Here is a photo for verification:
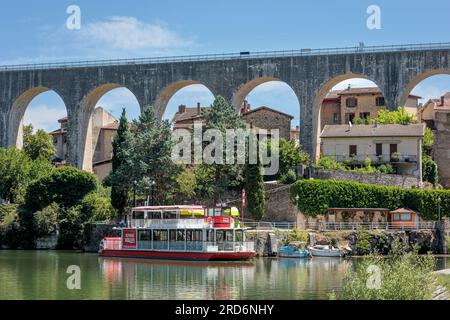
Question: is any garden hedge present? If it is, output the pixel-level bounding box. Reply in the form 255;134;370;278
290;179;450;220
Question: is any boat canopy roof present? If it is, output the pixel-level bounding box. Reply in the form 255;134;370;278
132;205;240;217
132;205;205;212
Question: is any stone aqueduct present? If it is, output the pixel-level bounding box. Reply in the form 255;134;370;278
0;43;449;171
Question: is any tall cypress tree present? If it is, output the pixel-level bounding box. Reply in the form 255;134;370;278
243;153;266;221
110;108;129;216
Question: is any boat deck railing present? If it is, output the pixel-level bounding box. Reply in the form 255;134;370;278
1;42;449;71
128;219;210;229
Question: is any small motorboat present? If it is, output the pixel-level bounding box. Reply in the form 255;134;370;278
308;245;347;257
278;242;311;259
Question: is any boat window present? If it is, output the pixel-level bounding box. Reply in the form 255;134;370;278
206;208;214;217
138;230;151;241
163;211;177;219
186;230;193;241
153;230;168;241
207;230;214;242
193;230;203;242
169;230;177;241
177;230;186;241
216;230;225;242
401;213;411;221
235;230;243;242
214;208;222;217
226;231;233;242
149;211;162;219
133;211;145;219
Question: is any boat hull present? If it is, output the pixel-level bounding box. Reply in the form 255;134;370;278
99;250;256;261
309;248;344;257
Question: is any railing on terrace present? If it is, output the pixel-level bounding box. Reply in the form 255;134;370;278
1;42;449;71
243;221;437;231
334;154;418;164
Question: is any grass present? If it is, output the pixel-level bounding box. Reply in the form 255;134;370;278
436;274;450;293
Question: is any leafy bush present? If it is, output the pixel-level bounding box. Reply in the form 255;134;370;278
422;155;439;185
80;192;115;223
287;228;309;243
57;206;83;249
376;164;395;174
33;203;59;238
356;228;372;255
331;241;436;300
315;156;345;170
25;166;98;212
291;179;450;220
279;169;297;184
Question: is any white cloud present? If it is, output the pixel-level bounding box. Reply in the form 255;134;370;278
23;104;67;132
77;17;193;51
332;78;378;90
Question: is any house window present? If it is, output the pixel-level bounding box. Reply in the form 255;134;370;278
349;145;357;157
376;144;383;156
346;98;358;108
333;113;339;123
376;97;385;106
390;144;398;155
401;213;412;221
393;214;400;221
345;113;355;123
359;112;370;119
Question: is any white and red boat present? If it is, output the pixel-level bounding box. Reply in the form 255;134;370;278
99;205;256;261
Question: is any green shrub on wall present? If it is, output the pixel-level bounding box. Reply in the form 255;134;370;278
291;179;450;220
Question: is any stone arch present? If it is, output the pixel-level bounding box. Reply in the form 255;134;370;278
399;69;450;107
312;73;383;160
231;77;282;111
8;86;67;148
78;83;141;172
154;80;216;120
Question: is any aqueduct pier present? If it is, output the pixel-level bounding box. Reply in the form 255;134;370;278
0;42;449;171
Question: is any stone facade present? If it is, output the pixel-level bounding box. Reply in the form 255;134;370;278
320;87;421;131
241;102;293;140
434;110;450;188
312;169;423;188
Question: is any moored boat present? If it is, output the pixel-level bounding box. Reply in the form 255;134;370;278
308;245;347;257
278;242;311;259
99;205;256;261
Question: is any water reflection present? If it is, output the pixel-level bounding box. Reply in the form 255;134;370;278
0;251;448;300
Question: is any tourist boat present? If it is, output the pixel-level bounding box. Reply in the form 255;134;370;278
278;242;311;259
308;245;347;257
99;205;256;261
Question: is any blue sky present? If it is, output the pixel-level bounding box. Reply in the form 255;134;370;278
0;0;449;131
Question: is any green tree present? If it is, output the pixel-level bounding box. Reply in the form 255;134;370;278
422;155;439;185
275;138;310;183
374;107;416;125
111;107;181;205
193;165;216;200
0;148;53;203
176;167;197;202
423;127;434;156
32;203;59;238
243;154;266;220
108;108;130;216
23;124;56;160
25;166;98;212
202;96;247;202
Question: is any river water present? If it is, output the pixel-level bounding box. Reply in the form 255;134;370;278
0;251;449;300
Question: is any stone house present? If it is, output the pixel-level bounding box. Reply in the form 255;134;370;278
171;103;205;130
240;101;293;140
320;123;425;179
50;107;118;181
321;86;421;130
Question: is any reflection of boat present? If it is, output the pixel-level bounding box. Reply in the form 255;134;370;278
308;245;347;257
278;242;311;258
99;205;256;261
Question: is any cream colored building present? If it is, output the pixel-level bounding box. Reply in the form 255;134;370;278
50;107;118;181
320;123;425;179
321;86;421;130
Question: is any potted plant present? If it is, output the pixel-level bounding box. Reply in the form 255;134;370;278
391;152;401;162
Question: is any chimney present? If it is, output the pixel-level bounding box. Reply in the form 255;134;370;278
178;104;186;114
296;126;300;131
197;102;201;115
347;84;351;91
